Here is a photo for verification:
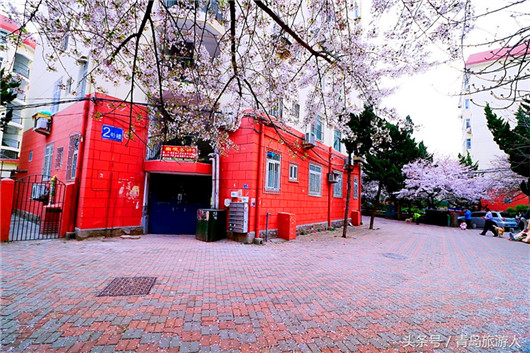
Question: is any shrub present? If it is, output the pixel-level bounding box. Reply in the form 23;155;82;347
506;207;516;217
515;204;529;213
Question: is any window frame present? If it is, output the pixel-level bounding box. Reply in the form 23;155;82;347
42;143;54;180
265;150;281;192
66;134;80;181
311;115;323;142
55;147;64;170
333;171;342;198
289;163;298;182
466;138;471;150
353;176;359;199
333;129;341;152
308;163;322;197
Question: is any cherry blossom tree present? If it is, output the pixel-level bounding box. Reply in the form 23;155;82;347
396;157;492;209
2;0;486;149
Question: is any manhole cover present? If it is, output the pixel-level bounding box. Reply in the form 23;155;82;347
97;277;157;297
382;253;408;260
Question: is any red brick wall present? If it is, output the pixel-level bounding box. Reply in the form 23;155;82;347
76;95;148;230
219;114;361;235
17;94;148;232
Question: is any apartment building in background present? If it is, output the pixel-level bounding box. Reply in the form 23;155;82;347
0;14;36;178
459;45;529;209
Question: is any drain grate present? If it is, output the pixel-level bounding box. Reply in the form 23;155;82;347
382;253;408;260
97;277;157;297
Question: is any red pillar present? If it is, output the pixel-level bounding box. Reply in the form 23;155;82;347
59;183;76;237
0;178;15;242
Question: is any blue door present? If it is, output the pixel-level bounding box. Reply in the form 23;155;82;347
148;174;211;234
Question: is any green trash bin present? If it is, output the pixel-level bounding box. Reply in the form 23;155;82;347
196;209;227;242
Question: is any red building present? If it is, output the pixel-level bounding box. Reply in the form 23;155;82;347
14;93;361;240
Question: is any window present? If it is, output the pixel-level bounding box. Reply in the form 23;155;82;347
292;103;300;120
66;134;80;180
66;78;73;94
265;151;281;191
466;138;471;150
167;41;195;69
28;151;33;162
42;143;54;179
51;78;62;114
77;60;88;98
333;172;342;198
465;99;469;109
353;176;359;199
270;99;283;119
333;130;341;152
309;164;322;196
55;147;64;169
311;115;323;142
289;164;298;182
465;118;471;129
0;57;3;69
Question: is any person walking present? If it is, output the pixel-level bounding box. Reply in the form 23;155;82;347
480;208;498;237
464;208;472;229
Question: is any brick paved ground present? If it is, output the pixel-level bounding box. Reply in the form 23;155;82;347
1;217;528;352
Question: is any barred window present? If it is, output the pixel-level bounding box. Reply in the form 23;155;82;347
66;134;80;180
55;147;64;169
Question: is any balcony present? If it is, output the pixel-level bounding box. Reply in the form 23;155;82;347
165;0;223;22
1;136;20;150
13;53;31;79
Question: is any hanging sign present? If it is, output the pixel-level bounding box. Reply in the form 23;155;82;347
101;125;123;142
161;145;198;160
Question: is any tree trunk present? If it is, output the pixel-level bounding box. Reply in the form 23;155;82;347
369;180;382;230
342;154;353;237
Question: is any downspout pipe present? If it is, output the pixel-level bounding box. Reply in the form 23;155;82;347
328;146;332;228
208;152;219;209
254;122;264;239
72;94;92;234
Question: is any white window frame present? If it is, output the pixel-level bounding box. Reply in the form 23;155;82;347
309;164;322;197
289;163;298;182
42;143;54;180
353;176;359;199
265;151;281;191
333;172;343;198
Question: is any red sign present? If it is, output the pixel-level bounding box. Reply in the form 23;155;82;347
161;145;198;160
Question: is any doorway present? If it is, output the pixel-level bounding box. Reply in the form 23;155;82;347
148;174;211;234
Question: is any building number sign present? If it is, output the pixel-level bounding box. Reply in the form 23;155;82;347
101;125;123;142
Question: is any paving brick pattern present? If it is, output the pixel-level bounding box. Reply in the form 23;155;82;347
1;217;528;352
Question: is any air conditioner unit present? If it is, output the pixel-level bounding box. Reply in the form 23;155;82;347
31;184;48;200
303;132;316;148
327;172;340;183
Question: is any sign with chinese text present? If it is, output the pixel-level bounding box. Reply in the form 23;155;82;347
161;145;198;160
101;125;123;142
